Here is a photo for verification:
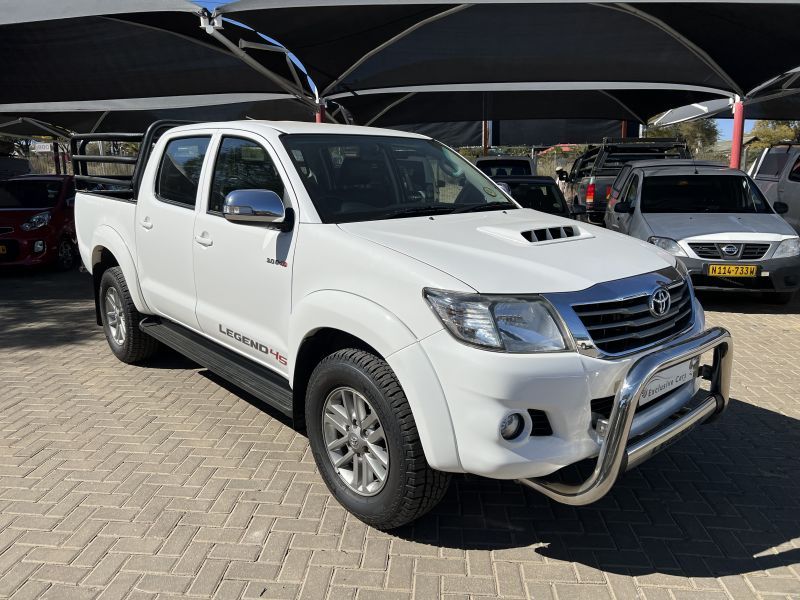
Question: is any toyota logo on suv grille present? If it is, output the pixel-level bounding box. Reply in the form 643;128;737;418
649;287;671;318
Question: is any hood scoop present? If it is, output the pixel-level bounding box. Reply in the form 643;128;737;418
521;225;580;243
477;223;593;245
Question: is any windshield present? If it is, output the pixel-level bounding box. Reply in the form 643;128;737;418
0;179;63;209
281;134;516;223
502;180;568;215
641;175;772;214
476;159;532;177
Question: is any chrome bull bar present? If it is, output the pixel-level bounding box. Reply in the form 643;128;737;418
517;326;733;506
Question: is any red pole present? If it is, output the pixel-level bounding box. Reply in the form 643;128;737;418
730;100;745;169
620;120;628;138
315;102;325;123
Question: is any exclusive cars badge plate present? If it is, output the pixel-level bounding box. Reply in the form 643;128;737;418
649;287;671;318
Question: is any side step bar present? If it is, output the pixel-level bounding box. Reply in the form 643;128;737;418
140;317;293;418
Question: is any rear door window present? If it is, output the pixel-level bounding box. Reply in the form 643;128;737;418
156;137;211;208
788;156;800;183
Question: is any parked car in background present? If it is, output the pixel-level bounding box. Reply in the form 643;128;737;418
475;155;536;177
606;160;800;303
490;174;584;219
750;142;800;233
561;138;690;224
74;120;732;529
0;174;78;270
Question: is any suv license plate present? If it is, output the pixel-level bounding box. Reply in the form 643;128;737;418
708;264;757;277
640;358;698;407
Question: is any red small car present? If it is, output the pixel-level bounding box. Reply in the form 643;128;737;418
0;174;78;270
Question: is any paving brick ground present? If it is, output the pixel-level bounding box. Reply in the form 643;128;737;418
0;269;798;599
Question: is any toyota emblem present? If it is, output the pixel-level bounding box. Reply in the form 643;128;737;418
649;287;671;318
721;244;739;256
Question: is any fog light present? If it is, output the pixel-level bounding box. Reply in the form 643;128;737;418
499;413;524;440
33;240;45;253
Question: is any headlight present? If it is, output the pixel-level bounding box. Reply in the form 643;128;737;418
648;236;687;257
423;289;570;353
674;258;690;279
20;211;51;231
773;237;800;259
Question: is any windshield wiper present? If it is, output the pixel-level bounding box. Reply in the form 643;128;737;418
382;206;455;219
451;201;515;214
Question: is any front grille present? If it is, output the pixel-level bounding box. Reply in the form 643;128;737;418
740;243;770;260
572;281;693;355
0;226;13;236
689;242;771;260
689;243;721;259
0;239;20;262
527;409;553;436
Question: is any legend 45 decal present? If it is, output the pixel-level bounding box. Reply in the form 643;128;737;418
219;324;288;366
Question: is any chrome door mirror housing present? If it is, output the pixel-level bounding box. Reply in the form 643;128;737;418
223;189;286;224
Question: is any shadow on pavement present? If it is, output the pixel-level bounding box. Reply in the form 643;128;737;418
394;399;800;579
697;289;800;315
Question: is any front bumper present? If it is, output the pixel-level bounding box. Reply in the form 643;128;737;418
682;254;800;292
517;326;732;505
0;235;57;267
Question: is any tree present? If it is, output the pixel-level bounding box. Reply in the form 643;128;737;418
647;119;719;153
748;120;800;151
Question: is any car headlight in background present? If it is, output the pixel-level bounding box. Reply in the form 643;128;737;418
773;237;800;259
648;236;687;257
674;258;690;279
423;289;571;353
20;211;51;231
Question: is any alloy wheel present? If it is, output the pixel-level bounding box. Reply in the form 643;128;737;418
104;287;126;346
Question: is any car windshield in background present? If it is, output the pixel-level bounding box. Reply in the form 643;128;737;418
476;160;532;177
503;181;568;216
641;175;772;214
0;180;62;209
281;134;516;223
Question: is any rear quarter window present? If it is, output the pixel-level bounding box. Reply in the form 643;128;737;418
155;137;211;207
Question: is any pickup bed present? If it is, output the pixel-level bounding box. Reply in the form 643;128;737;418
73;120;732;529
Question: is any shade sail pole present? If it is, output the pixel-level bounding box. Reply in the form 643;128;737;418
730;97;745;169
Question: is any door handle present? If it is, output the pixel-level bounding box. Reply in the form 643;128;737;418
140;218;153;230
194;234;213;247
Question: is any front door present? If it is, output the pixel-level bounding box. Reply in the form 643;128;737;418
777;154;800;233
136;134;212;329
192;134;296;376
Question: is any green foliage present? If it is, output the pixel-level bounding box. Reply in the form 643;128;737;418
647;119;719;153
748;120;800;151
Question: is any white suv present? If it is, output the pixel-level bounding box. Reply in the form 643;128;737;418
74;121;732;529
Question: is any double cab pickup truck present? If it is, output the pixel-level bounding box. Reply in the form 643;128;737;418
561;138;690;225
73;121;732;529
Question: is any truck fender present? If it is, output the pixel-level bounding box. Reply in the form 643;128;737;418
289;290;462;472
90;225;151;314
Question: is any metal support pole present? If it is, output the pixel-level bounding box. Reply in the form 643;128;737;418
52;142;61;174
315;102;326;124
730;99;745;169
482;120;489;156
620;120;628;138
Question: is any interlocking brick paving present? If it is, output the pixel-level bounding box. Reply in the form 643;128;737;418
0;270;798;599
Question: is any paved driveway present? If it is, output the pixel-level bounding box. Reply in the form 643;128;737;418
0;270;798;599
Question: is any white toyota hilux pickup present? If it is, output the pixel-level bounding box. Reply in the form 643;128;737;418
73;121;732;529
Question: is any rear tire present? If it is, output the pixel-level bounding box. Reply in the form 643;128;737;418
305;348;450;530
99;267;159;364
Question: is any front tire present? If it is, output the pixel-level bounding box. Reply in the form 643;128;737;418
99;267;159;364
766;291;795;305
305;349;450;530
56;237;77;271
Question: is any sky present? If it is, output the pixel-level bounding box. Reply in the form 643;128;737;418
716;118;756;141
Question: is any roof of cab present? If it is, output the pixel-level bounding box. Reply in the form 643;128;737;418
167;120;431;139
629;159;741;176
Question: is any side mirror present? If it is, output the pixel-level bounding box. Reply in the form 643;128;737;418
224;189;286;225
570;204;587;215
496;182;511;194
774;201;789;215
614;201;633;214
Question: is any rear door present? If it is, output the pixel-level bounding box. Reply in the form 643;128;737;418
136;133;213;329
192;132;297;375
777;151;800;232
